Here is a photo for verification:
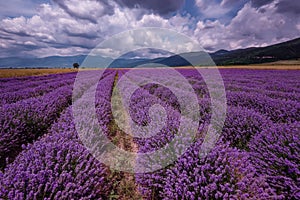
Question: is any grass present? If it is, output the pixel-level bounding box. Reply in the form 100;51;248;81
0;69;78;78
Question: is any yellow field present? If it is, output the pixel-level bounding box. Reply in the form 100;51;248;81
0;69;78;78
202;65;300;70
257;59;300;66
1;65;299;78
117;65;300;70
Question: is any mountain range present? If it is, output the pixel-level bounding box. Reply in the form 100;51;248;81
0;37;299;68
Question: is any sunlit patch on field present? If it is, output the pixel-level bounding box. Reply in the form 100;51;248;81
0;69;80;78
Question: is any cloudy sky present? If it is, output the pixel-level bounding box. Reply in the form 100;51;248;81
0;0;299;58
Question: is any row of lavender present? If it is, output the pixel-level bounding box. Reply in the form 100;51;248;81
0;74;75;106
0;71;113;169
124;69;299;199
0;71;117;199
0;69;299;199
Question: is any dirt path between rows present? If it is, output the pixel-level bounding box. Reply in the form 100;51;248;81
108;72;143;200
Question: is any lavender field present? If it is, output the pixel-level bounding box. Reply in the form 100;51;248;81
0;68;299;199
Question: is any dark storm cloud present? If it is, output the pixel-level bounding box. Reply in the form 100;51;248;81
250;0;274;8
0;41;43;58
276;0;300;15
251;0;300;16
52;0;114;23
0;29;31;37
115;0;185;15
63;30;99;40
0;35;14;40
15;43;42;50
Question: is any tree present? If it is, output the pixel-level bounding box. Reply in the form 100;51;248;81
73;63;80;69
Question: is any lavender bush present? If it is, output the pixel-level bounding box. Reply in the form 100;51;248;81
0;69;299;199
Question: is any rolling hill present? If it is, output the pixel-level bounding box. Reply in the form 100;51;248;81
210;37;300;65
0;37;299;68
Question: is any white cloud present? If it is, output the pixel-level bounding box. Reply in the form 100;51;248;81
0;1;194;57
0;0;299;58
52;0;114;23
91;27;201;59
194;2;300;51
195;0;231;18
24;41;37;46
